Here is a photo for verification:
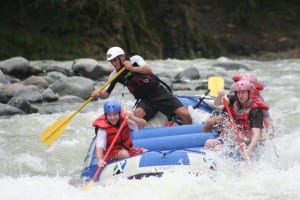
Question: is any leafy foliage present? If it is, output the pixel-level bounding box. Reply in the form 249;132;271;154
0;0;299;59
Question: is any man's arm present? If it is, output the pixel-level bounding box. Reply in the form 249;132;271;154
126;111;147;129
96;129;107;167
91;71;117;99
92;90;110;99
214;90;226;106
246;127;261;156
123;60;152;74
246;108;264;156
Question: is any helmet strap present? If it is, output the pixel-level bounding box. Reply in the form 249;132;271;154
105;113;121;126
118;57;124;68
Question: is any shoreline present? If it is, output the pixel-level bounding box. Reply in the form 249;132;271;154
229;47;300;61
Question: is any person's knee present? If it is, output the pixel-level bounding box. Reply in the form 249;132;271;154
202;124;212;132
204;139;221;150
175;107;192;124
118;149;130;159
202;118;216;132
134;107;146;118
204;139;213;149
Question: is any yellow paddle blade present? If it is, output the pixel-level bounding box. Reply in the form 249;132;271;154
82;180;95;192
208;76;224;97
39;67;127;147
40;115;72;146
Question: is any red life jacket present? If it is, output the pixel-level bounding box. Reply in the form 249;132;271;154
252;95;269;110
92;113;133;151
228;101;259;138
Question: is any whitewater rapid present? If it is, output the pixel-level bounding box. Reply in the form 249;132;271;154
0;57;299;200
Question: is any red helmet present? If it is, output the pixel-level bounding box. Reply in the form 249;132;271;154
232;72;257;83
241;73;257;84
233;80;252;92
233;72;264;92
232;74;242;82
255;82;264;91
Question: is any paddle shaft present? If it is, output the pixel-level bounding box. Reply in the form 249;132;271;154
91;116;128;182
40;67;126;146
70;67;126;118
193;90;210;108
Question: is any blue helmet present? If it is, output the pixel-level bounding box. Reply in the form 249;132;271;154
104;100;121;114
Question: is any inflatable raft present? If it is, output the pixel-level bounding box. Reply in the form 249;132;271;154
80;95;219;185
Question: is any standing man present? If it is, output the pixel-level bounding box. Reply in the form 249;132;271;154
92;46;192;124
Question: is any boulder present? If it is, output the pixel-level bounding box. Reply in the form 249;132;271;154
0;70;9;84
49;76;95;99
0;57;42;79
174;67;200;82
58;95;85;103
46;71;67;83
72;58;109;80
42;88;60;102
2;83;26;97
36;60;73;76
7;97;36;114
23;75;49;88
0;103;25;116
14;85;43;103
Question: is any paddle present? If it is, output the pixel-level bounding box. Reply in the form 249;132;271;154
222;97;249;164
82;116;128;191
192;90;210;109
193;76;225;108
40;67;126;146
208;76;224;97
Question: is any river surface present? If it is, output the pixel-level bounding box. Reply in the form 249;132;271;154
0;57;299;200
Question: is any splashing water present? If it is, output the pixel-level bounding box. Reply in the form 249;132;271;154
1;58;299;200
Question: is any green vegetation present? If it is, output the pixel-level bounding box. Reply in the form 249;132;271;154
0;0;299;60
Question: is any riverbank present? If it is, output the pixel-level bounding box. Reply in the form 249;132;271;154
1;1;299;60
236;47;300;60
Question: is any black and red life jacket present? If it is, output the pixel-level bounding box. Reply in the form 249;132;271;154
117;69;160;99
228;101;259;138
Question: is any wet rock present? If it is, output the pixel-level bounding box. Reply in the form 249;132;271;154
49;76;95;99
7;97;36;114
72;58;109;80
2;83;26;97
0;70;9;84
0;89;8;103
45;71;67;83
0;103;25;115
41;88;60;102
0;57;42;79
36;60;73;76
58;95;85;103
14;85;43;103
23;75;49;88
174;67;200;82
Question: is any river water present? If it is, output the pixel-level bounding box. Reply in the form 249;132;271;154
0;57;299;200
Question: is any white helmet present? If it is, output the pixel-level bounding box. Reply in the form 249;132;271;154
130;55;146;66
106;46;125;61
